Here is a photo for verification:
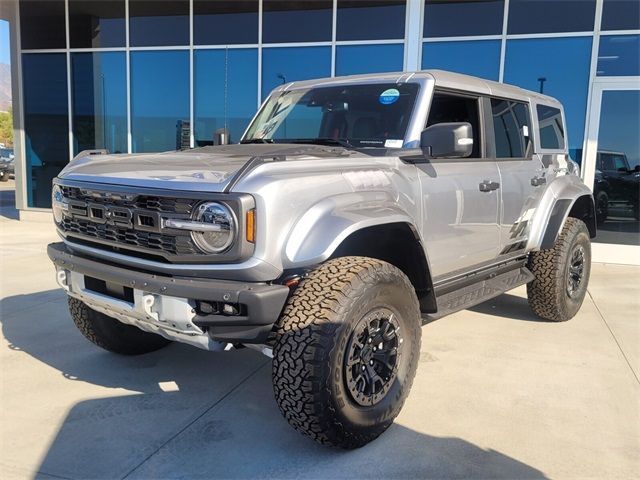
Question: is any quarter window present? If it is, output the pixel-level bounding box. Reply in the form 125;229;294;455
427;93;481;158
537;105;565;150
491;99;531;158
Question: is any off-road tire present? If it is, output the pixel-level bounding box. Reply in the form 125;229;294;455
0;171;8;182
272;256;421;449
595;190;608;225
69;297;171;355
527;217;591;322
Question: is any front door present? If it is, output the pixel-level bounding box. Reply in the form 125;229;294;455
582;80;640;265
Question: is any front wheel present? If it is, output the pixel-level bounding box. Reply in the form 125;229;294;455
272;257;421;449
527;217;591;322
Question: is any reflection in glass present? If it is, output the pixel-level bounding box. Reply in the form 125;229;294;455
423;0;504;38
491;99;530;158
422;40;501;81
22;54;69;208
336;44;403;76
337;1;405;41
602;0;640;31
537;105;565;150
504;37;592;164
69;0;126;48
262;1;332;43
508;0;596;35
72;52;127;156
261;47;331;99
19;0;66;49
194;49;258;145
129;0;189;47
194;0;259;45
592;90;640;246
131;51;189;153
597;35;640;77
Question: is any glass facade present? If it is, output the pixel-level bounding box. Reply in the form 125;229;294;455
422;40;501;81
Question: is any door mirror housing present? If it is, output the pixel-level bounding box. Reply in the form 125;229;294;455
420;122;473;159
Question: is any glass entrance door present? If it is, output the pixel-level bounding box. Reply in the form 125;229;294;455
583;80;640;265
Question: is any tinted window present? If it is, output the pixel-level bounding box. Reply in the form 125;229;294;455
194;49;258;145
504;37;591;163
422;40;501;81
129;0;189;47
423;0;504;37
72;52;127;155
427;93;481;158
131;51;190;152
597;35;640;77
336;44;404;76
19;0;66;49
602;0;640;31
491;99;530;158
508;0;596;34
600;153;628;172
194;0;259;45
69;0;126;48
22;54;69;208
261;47;331;99
262;1;332;43
536;105;565;150
337;1;405;41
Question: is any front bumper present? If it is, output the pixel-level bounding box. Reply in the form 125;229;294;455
47;242;290;347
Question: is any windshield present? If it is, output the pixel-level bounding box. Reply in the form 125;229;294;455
242;83;419;149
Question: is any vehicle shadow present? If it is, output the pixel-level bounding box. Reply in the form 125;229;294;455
2;290;547;479
468;292;549;323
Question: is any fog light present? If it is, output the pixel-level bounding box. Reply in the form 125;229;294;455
222;303;238;315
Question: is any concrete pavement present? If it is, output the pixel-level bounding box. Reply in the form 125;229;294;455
1;180;638;479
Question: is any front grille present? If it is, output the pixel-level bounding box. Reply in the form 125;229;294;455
58;185;203;260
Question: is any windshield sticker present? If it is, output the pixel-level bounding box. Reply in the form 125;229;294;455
384;139;403;148
379;88;400;105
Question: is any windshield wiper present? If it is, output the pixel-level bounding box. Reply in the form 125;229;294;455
288;138;356;149
240;138;275;144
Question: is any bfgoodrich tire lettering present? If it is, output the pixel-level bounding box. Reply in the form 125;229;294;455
68;297;171;355
527;217;591;322
272;256;421;449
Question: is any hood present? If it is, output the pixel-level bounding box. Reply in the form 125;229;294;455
59;144;356;192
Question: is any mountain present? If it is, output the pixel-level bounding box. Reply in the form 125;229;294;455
0;63;11;112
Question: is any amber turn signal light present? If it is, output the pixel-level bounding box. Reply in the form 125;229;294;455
246;209;256;243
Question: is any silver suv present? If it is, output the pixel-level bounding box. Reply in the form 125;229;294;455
48;71;596;448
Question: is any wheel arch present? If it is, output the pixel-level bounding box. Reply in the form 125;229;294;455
539;194;596;250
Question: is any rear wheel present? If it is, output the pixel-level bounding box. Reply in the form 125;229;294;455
527;218;591;322
68;297;171;355
595;190;609;225
272;256;421;449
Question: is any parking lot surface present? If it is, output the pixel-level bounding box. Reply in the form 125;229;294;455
1;180;638;479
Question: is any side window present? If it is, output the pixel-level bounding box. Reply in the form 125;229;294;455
491;98;531;158
536;105;565;150
427;92;481;158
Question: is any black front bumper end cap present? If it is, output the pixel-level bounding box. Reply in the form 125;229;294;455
47;242;290;343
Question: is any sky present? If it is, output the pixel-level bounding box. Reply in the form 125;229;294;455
0;20;10;65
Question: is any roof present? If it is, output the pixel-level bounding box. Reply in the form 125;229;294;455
277;69;562;107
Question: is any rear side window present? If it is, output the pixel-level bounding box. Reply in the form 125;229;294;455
491;98;531;158
537;105;565;150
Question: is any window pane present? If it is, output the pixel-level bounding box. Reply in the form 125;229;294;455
194;0;258;45
602;0;640;31
337;1;405;41
261;47;331;99
508;0;596;34
194;49;258;145
336;44;404;76
131;51;189;152
597;35;640;77
262;1;332;43
19;0;66;49
427;93;481;158
72;52;127;156
504;37;592;163
129;0;189;47
491;99;530;158
537;105;565;150
422;40;501;81
22;54;69;208
69;1;126;48
423;1;504;38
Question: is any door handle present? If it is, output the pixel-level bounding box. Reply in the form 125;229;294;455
479;180;500;192
531;175;547;187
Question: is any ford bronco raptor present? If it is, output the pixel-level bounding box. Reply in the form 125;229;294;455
48;71;596;449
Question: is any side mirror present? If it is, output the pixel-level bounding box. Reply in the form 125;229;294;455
420;122;473;159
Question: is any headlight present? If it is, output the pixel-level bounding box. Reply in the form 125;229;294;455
191;202;236;253
51;184;67;224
